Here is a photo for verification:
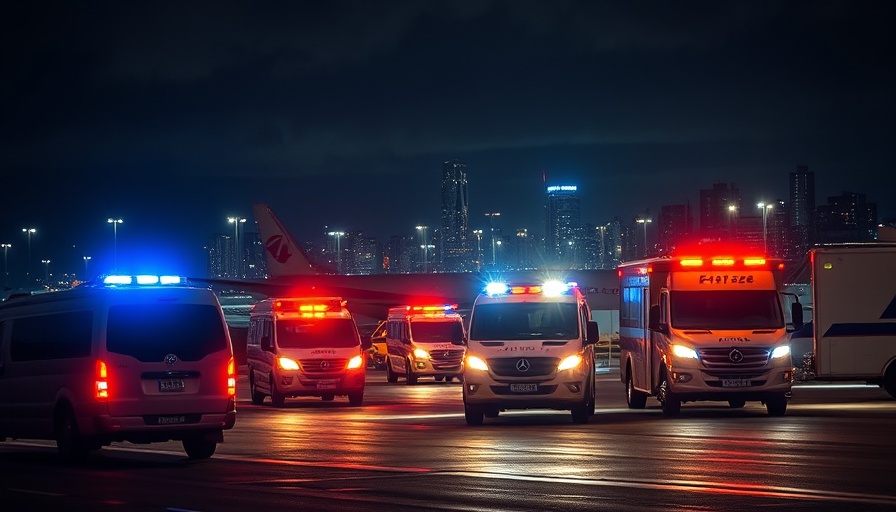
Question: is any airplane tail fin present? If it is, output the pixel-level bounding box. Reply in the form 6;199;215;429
252;203;318;276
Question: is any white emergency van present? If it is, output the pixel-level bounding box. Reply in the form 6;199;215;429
463;281;600;425
246;297;367;406
0;275;237;461
384;304;467;384
618;244;796;416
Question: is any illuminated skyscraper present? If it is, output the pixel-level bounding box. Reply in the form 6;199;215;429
544;185;580;266
787;165;815;260
440;159;471;272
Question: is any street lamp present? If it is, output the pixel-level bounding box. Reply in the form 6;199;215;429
228;216;246;278
757;202;774;253
83;256;92;281
727;205;738;240
472;229;483;272
1;243;10;289
107;218;123;271
22;228;36;285
636;218;652;258
484;212;501;266
41;259;51;286
416;225;429;273
327;231;345;274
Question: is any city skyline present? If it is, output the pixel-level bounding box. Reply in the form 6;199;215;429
2;2;894;285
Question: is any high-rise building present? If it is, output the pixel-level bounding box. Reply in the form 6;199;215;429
699;182;740;240
657;203;693;254
544;185;580;266
787;165;815;260
815;191;878;243
440;159;471;272
206;233;232;278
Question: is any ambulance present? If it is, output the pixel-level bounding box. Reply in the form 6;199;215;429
246;297;368;406
0;274;237;461
384;304;466;384
462;281;600;425
618;244;797;416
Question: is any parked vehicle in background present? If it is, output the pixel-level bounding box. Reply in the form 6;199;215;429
463;281;599;425
246;297;368;406
365;320;388;370
0;275;237;461
385;304;466;384
798;244;896;397
618;244;797;416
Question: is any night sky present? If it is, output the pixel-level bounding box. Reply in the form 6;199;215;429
2;1;894;285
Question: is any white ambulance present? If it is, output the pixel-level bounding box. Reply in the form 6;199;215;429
463;281;600;425
618;244;796;416
246;297;367;406
384;304;466;384
0;275;237;461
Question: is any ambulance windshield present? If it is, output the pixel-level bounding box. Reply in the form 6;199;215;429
670;290;784;330
469;302;579;341
276;318;359;348
410;320;465;343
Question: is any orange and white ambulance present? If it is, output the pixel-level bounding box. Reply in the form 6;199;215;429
618;244;797;416
246;297;368;406
384;304;467;384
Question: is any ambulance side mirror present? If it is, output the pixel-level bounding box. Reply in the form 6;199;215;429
648;304;667;335
586;321;599;345
791;301;804;331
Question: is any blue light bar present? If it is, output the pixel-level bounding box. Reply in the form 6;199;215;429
101;274;183;286
485;282;509;296
136;275;159;285
103;275;133;285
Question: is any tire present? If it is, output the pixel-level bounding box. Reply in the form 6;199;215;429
571;402;590;424
270;373;285;407
386;360;398;383
464;404;484;426
54;405;90;462
728;398;747;409
765;394;788;416
348;391;364;406
249;373;265;405
625;368;648;409
182;436;217;460
405;360;418;385
321;394;335;401
883;363;896;399
658;371;681;417
434;376;444;382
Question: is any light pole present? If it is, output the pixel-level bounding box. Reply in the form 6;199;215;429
472;230;482;272
83;256;92;281
107;218;123;271
757;202;773;253
416;225;429;273
22;228;36;285
41;259;51;286
228;216;246;278
484;212;501;266
327;231;345;274
1;243;10;289
636;217;652;258
727;204;738;240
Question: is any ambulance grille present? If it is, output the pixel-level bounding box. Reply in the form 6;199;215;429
698;347;770;369
300;358;348;373
488;357;560;377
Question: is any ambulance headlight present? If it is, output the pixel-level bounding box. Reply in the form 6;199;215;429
413;348;430;359
346;355;364;369
771;345;791;359
278;357;300;370
466;355;489;371
557;354;583;371
671;345;699;359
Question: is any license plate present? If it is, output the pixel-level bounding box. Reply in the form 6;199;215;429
510;383;538;392
158;378;185;392
722;378;751;388
158;415;186;425
316;380;337;389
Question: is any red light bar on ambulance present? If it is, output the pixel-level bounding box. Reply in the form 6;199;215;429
273;298;345;316
409;304;458;313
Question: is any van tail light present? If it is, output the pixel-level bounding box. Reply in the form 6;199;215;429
95;360;109;399
227;358;236;397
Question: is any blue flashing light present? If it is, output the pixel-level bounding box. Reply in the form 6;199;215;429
136;275;159;285
542;280;571;297
103;275;133;285
102;274;183;287
159;275;182;285
485;282;510;296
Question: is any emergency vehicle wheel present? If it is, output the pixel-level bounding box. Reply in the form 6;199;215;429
348;391;363;406
182;435;217;460
765;394;788;416
434;376;444;382
269;374;285;407
626;369;647;409
321;394;334;401
249;373;265;405
728;398;746;408
55;404;90;462
464;405;484;426
405;360;418;385
386;360;399;383
658;372;681;416
883;363;896;399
